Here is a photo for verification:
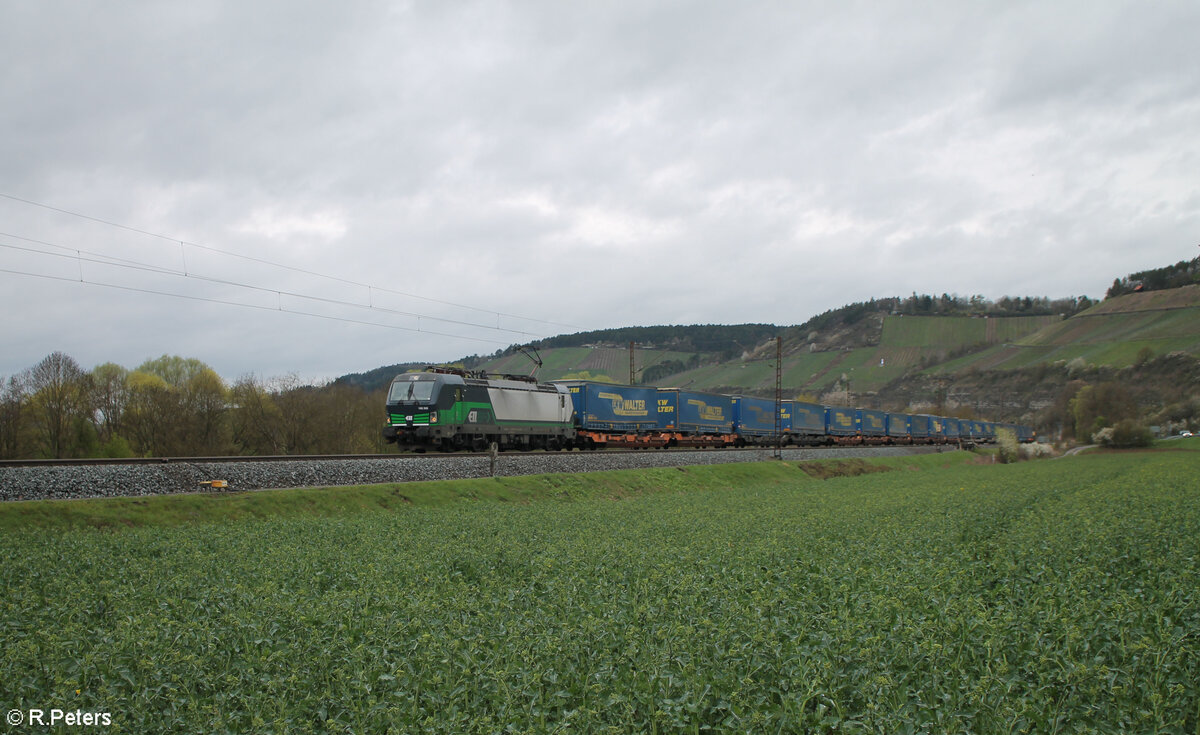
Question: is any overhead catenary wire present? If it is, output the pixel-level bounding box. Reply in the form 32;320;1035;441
0;191;580;331
0;235;548;339
0;266;515;347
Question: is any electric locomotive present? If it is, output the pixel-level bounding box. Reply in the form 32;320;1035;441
383;367;574;452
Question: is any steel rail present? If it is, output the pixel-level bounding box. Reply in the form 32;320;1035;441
0;447;781;469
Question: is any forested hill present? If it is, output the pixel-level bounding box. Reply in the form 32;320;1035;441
529;324;780;355
335;362;425;391
1106;255;1200;298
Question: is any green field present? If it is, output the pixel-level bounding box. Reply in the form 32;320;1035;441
651;359;779;392
927;306;1200;374
3;447;1198;733
879;315;1058;349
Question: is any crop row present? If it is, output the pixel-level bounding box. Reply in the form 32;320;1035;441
2;451;1197;733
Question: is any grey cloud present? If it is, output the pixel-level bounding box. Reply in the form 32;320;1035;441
1;1;1197;379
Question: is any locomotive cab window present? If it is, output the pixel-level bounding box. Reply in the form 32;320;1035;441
389;379;437;403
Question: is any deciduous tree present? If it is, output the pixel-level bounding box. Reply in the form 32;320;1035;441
27;351;91;458
185;367;230;455
123;370;177;456
0;374;30;459
230;375;285;454
90;362;129;446
1071;382;1136;441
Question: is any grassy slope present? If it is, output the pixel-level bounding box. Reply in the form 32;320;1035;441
932;289;1200;373
639;316;1056;395
0;453;984;531
745;316;1058;395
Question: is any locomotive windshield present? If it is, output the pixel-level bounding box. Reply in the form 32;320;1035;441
388;378;437;403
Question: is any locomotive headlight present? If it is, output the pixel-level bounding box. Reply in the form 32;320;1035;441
430;413;438;423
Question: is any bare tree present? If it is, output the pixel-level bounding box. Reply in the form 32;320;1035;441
27;351;91;458
273;374;319;454
90;362;129;446
0;373;30;459
230;374;285;454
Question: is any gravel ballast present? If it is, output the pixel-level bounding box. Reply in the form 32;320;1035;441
0;446;952;503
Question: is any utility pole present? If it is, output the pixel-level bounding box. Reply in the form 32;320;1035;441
774;336;782;460
629;341;636;385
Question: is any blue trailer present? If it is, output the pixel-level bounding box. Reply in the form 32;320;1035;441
928;415;956;443
732;395;780;442
791;400;826;441
962;420;987;443
887;413;910;442
555;381;657;432
857;409;887;440
778;400;794;435
943;417;961;442
657;389;734;435
826;406;858;438
910;414;933;441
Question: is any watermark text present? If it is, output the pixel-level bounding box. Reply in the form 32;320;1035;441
7;709;112;727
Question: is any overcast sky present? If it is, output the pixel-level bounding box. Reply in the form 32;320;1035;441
3;1;1198;382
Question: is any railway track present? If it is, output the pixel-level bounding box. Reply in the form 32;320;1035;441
1;446;952;503
0;453;428;468
0;446;787;469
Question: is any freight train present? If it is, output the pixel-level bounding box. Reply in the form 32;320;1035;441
383;367;1036;451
